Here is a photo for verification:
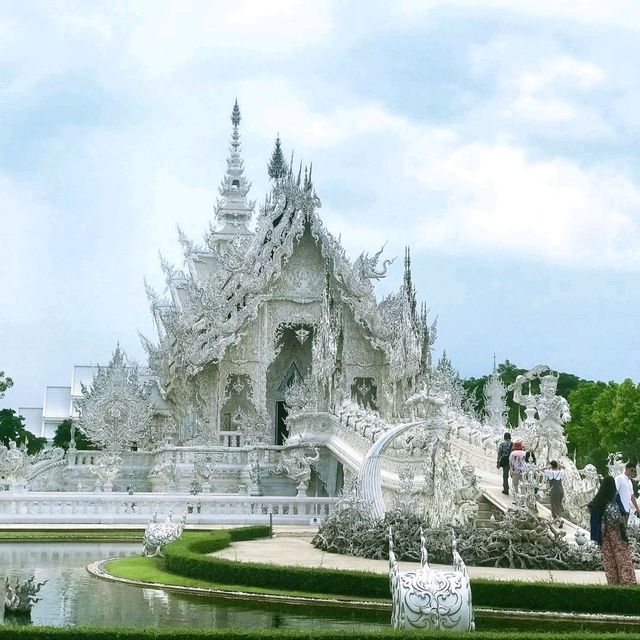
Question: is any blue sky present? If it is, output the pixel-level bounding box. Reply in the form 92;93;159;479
1;1;640;410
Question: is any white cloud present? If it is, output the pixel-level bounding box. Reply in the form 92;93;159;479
257;94;640;270
0;174;57;318
469;38;613;137
397;0;640;28
518;57;604;94
126;0;334;77
242;81;406;149
511;96;577;123
507;56;608;130
405;133;640;268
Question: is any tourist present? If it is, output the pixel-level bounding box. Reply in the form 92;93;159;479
588;476;637;585
544;460;564;526
496;432;512;495
525;450;539;494
615;462;640;523
509;441;526;494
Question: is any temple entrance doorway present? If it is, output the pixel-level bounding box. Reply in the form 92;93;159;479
276;401;288;445
266;322;314;444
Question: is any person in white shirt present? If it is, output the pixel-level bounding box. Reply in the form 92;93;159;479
615;462;640;519
544;460;565;526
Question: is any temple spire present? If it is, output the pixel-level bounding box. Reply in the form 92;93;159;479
211;100;254;244
403;247;417;321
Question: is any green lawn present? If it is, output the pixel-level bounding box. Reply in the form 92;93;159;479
104;555;391;604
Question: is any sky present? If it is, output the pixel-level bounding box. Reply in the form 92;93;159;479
1;0;640;411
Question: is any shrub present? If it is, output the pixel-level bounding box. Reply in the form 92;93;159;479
162;527;640;615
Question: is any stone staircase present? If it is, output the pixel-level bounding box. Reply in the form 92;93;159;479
475;495;502;526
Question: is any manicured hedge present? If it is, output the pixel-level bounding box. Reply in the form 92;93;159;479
164;526;388;599
472;578;640;615
163;527;640;615
4;630;640;640
0;529;144;542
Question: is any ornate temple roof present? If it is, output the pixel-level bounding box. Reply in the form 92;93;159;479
142;103;433;386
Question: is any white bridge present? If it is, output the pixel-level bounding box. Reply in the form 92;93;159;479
0;410;579;533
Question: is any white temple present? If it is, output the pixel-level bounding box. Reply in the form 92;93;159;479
4;103;597;528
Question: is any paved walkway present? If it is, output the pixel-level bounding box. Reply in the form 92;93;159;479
3;522;621;584
213;527;620;585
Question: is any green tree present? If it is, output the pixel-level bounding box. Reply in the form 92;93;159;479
0;371;13;399
598;379;640;462
565;381;610;466
0;409;46;454
463;360;588;429
53;418;98;451
566;379;640;471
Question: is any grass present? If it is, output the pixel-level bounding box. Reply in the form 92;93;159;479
104;555;391;604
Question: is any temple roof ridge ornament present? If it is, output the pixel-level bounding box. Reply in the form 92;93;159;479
208;99;255;249
267;134;288;180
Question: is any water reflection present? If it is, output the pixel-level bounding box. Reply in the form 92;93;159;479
0;542;387;630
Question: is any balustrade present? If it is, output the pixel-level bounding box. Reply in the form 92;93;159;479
0;491;336;525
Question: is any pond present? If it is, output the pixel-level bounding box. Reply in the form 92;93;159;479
2;542;640;633
0;542;387;630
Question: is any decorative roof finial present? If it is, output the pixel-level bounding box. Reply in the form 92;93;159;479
231;99;241;128
268;134;288;180
208;100;255;248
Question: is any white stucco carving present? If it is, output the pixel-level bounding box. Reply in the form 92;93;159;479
389;528;474;632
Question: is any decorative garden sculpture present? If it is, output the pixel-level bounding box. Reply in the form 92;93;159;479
0;441;28;490
0;441;65;492
607;452;626;478
4;577;47;615
87;451;123;492
194;453;222;493
515;461;545;512
247;447;264;496
388;528;474;632
142;511;187;557
510;365;571;463
360;390;479;528
273;440;320;497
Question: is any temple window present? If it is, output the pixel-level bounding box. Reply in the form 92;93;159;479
351;377;377;410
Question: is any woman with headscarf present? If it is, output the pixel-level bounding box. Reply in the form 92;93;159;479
588;475;637;585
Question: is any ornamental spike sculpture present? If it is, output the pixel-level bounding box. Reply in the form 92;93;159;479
388;528;474;631
4;576;47;616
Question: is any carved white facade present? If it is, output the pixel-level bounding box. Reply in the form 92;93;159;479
8;104;596;536
128;102;440;499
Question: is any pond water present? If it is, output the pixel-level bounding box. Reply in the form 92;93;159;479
3;542;640;633
0;542;388;630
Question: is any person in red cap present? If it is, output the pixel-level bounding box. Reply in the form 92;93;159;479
509;441;526;494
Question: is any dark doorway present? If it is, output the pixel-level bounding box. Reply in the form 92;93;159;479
276;401;289;445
